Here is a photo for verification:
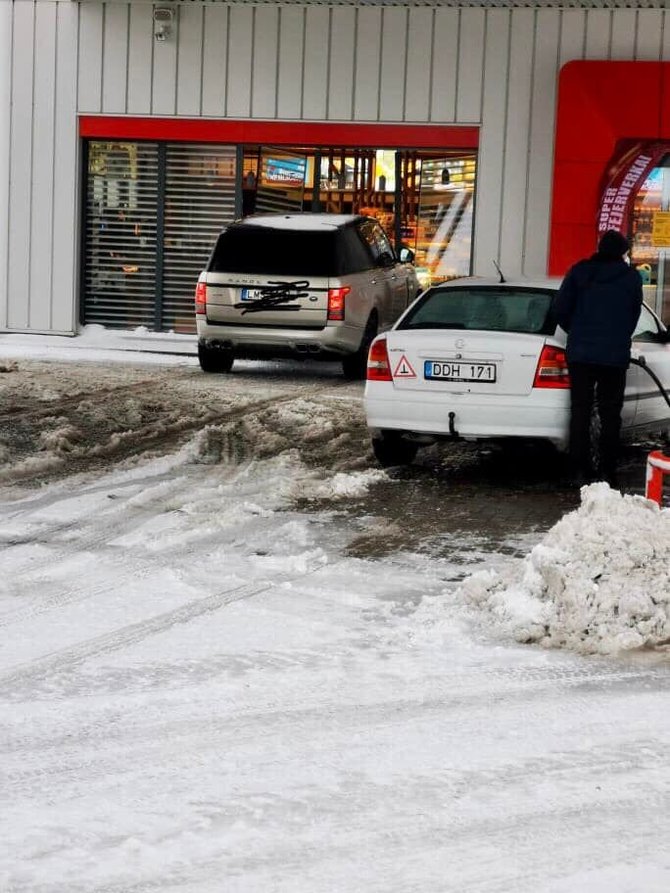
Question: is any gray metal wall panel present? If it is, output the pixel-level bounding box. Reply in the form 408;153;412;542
277;7;303;119
584;9;611;59
353;8;382;120
405;8;434;123
51;1;79;333
379;8;408;122
472;8;509;275
302;7;328;119
328;8;355;120
252;5;279;118
456;8;485;122
610;9;637;60
522;8;560;277
77;2;103;112
201;6;228;116
636;10;663;61
102;3;128;112
30;2;57;330
430;8;459;123
127;4;152;114
558;10;586;66
176;6;204;116
151;14;178;113
0;2;13;329
7;2;35;329
499;9;534;277
226;6;253;118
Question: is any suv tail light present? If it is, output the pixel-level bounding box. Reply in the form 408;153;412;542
327;286;350;321
367;336;392;382
533;345;570;388
195;281;207;315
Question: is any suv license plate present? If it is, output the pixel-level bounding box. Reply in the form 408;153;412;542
424;360;497;383
240;287;265;301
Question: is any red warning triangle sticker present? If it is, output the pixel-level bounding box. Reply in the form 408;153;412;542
392;354;416;378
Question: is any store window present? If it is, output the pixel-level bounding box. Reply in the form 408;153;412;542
241;146;477;288
631;156;670;322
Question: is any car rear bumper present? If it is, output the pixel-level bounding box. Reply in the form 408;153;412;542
196;317;362;358
364;383;571;449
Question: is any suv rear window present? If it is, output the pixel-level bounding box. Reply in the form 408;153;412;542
207;226;340;277
397;287;556;335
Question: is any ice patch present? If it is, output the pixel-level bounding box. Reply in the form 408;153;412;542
458;483;670;655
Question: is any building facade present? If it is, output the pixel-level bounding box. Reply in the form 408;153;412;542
2;0;670;336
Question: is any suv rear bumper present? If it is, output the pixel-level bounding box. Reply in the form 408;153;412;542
196;318;362;358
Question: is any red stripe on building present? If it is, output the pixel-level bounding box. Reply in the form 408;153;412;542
78;116;480;150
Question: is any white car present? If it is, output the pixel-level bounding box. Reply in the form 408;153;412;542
364;277;670;466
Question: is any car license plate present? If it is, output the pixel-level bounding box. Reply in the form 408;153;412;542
424;360;497;382
240;287;265;301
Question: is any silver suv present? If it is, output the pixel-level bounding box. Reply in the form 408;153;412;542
195;213;420;378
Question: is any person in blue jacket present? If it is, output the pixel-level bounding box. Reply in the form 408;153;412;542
554;229;643;488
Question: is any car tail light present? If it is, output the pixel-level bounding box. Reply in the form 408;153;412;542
533;345;571;388
195;281;207;315
367;336;392;382
327;286;350;321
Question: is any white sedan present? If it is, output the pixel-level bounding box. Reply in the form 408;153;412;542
364;278;670;466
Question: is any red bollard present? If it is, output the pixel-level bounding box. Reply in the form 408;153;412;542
645;450;670;506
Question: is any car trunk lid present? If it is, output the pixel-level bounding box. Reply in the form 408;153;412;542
384;329;550;397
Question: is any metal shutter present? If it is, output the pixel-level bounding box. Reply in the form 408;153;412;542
83;142;159;329
162;144;237;333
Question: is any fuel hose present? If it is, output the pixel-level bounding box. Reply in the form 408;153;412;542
629;356;670;410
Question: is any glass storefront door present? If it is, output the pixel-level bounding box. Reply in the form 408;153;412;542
631;158;670;322
407;153;476;287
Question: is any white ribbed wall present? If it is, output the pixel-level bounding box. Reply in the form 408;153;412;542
3;1;670;332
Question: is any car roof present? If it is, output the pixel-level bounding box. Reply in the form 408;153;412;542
228;213;362;232
433;275;562;291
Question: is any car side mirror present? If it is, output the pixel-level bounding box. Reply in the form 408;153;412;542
399;246;415;264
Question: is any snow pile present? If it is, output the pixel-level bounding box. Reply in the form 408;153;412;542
297;468;389;500
459;483;670;654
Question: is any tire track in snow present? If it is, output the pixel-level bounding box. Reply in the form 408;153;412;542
0;556;336;692
0;378;159;423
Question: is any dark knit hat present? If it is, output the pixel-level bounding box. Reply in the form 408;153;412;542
597;229;630;259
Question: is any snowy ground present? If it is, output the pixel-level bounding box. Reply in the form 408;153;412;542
2;333;670;892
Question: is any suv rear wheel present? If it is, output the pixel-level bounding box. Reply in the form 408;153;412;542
342;313;378;380
198;342;235;373
371;432;419;468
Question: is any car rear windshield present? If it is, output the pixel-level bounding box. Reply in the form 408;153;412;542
397;287;556;335
207;226;340;277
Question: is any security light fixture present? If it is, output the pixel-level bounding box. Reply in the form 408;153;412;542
153;7;174;43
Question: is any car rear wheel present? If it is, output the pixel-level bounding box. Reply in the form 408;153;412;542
371;432;419;468
342;313;378;380
198;342;235;373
